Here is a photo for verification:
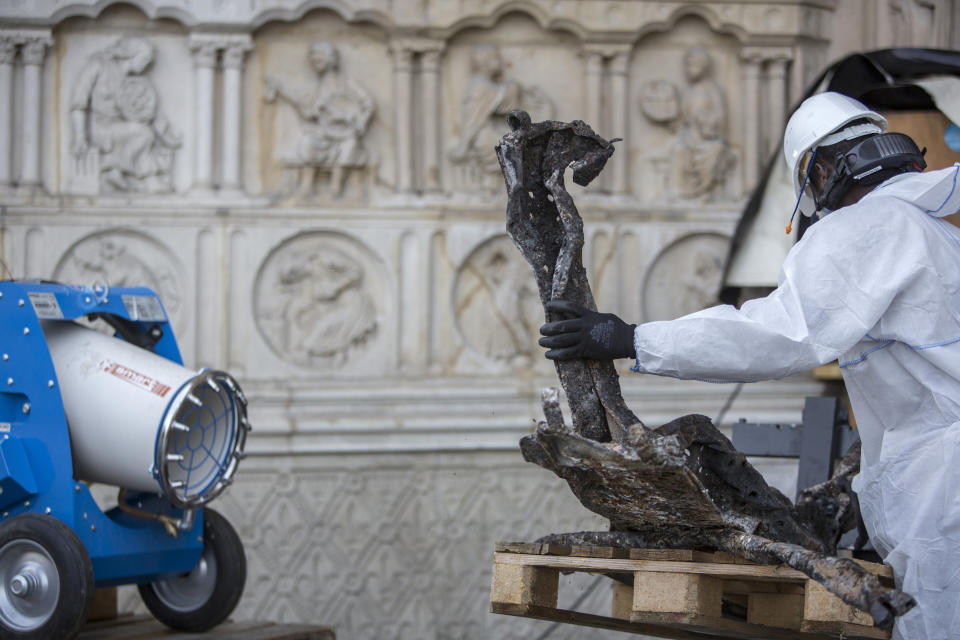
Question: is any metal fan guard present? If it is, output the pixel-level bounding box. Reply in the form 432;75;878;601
156;370;249;508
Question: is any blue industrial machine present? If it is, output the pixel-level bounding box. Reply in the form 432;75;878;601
0;280;250;639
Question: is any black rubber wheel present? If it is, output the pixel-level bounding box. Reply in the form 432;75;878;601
0;513;94;640
138;508;246;632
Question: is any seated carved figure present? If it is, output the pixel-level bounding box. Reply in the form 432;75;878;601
640;47;733;201
70;36;181;193
265;41;375;198
450;45;552;193
672;47;731;198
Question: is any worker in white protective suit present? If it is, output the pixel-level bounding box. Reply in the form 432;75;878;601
539;91;960;639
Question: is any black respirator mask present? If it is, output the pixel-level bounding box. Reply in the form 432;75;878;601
817;132;927;212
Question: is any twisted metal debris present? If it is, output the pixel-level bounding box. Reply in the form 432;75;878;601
495;111;915;630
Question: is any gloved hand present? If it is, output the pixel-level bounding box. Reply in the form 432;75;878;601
538;300;637;360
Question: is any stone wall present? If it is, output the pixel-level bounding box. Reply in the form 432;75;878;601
2;1;958;638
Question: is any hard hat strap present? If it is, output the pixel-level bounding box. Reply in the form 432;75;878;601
786;148;817;235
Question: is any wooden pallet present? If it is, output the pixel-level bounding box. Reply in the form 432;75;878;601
491;542;894;640
79;615;336;639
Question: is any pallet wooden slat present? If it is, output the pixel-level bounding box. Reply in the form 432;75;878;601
494;551;813;582
491;542;893;640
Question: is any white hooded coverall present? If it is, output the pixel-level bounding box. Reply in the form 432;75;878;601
632;164;960;639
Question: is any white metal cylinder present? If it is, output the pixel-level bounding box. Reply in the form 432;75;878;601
42;322;247;505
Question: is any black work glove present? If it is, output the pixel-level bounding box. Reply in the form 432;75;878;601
538;300;637;360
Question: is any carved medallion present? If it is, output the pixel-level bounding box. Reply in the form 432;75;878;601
254;233;380;367
52;230;184;327
453;235;541;363
642;233;730;322
638;79;680;124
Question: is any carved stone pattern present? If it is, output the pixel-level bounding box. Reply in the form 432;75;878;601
419;48;443;72
106;453;632;640
253;233;380;367
0;1;858;40
189;41;219;68
19;37;51;65
608;50;629;75
52;231;183;327
222;44;249;69
452;235;542;364
642;232;730;322
0;38;16;65
390;45;415;71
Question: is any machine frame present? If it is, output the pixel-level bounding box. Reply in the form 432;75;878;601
0;280;209;586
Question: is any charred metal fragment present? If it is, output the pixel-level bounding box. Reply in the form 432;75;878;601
496;111;916;629
717;529;914;630
521;418;915;628
496;114;637;443
793;440;862;555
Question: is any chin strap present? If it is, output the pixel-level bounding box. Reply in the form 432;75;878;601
786;148;817;235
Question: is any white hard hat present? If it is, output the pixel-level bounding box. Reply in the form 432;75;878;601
782;92;887;208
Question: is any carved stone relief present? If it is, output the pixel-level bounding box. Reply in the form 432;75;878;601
253;233;381;368
69;36;182;193
639;47;733;201
452;235;542;364
52;230;184;326
448;45;553;194
641;232;729;322
264;40;376;201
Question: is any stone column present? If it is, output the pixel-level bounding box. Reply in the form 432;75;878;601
581;49;604;133
221;36;252;193
739;48;764;193
765;50;792;158
0;36;16;188
19;34;52;188
608;48;630;195
419;47;443;193
190;36;218;191
391;44;414;193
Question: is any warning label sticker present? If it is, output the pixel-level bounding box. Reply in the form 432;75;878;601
100;359;171;398
28;292;63;319
122;295;167;322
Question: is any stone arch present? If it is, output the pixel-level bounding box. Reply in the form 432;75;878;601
439;1;586;41
633;4;749;45
249;0;396;31
50;0;195;27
